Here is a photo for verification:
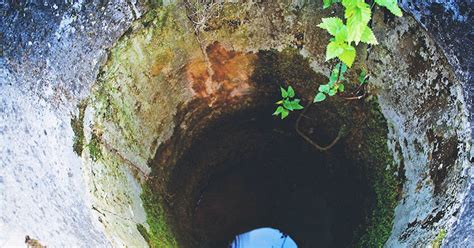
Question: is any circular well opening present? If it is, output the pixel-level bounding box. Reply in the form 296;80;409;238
154;105;376;247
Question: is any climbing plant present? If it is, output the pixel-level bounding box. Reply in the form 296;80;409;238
274;0;402;116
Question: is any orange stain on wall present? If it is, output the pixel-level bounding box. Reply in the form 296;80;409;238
187;42;257;103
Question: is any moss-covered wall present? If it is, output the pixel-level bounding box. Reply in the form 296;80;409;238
73;1;471;247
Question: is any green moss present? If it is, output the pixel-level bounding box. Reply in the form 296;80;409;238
141;183;178;248
71;101;87;156
87;132;103;162
354;99;399;248
432;229;446;248
137;223;151;244
89;4;195;162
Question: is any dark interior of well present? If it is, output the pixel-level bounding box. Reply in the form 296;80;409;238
146;49;399;248
156;106;376;248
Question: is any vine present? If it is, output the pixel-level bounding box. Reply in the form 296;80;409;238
274;0;402;115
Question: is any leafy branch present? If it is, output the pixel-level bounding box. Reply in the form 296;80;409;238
273;86;304;119
314;62;347;102
272;0;403;152
314;0;402;102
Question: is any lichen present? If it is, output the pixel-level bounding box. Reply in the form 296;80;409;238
432;228;447;248
140;183;178;248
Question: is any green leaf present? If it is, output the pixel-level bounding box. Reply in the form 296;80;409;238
318;17;345;37
314;92;327;102
323;0;340;9
345;0;372;44
338;44;356;67
326;41;344;61
360;26;378;45
328;88;337;96
358;69;367;84
341;63;347;73
319;84;331;93
375;0;403;17
287;86;295;98
335;25;348;42
341;0;357;8
323;0;331;8
338;83;345;92
273;106;284;116
280;87;288;98
318;17;348;42
283;99;294;111
329;68;339;85
291;99;304;110
274;106;284;115
293;103;304;110
281;108;289;119
292;103;304;110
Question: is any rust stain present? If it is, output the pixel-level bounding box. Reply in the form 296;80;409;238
186;42;257;103
187;57;210;98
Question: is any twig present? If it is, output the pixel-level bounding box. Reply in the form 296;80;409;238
341;74;369;100
342;93;367;100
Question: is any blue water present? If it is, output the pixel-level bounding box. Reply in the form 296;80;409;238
230;227;298;248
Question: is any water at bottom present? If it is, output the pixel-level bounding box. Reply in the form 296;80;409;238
230;227;298;248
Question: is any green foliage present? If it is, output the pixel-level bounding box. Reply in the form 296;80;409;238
313;0;401;104
314;62;347;102
375;0;403;17
273;86;304;119
432;229;447;248
318;17;357;67
319;0;401;65
323;0;340;9
270;1;403;112
358;69;368;85
360;26;378;45
343;0;372;45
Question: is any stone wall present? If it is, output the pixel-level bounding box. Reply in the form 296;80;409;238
1;1;472;247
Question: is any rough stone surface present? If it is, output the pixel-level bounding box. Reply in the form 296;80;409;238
1;0;472;247
368;9;470;247
398;1;474;246
1;0;148;246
